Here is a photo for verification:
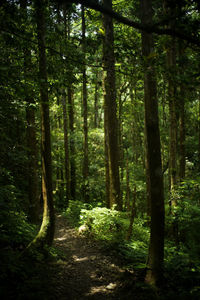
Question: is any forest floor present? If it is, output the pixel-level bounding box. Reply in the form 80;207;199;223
46;214;156;300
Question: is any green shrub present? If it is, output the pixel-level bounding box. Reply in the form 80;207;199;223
63;200;96;226
80;206;128;242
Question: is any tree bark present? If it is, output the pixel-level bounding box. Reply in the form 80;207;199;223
62;91;71;204
82;5;89;202
20;0;40;224
141;0;165;286
168;38;177;196
104;101;110;208
178;43;186;181
102;0;122;210
64;9;76;200
68;86;76;200
31;0;55;247
126;185;136;241
94;70;99;128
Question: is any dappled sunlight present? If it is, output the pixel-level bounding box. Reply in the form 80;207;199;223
72;255;89;262
85;282;118;297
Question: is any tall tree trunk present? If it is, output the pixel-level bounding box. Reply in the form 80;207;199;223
199;93;200;170
68;86;76;200
163;1;178;200
20;0;39;224
102;0;122;210
141;0;165;286
94;70;99;128
64;8;76;200
125;157;131;211
168;38;177;197
118;88;124;202
104;102;110;208
26;100;39;222
178;43;185;181
82;5;89;202
62;91;71;204
31;0;55;247
55;95;64;204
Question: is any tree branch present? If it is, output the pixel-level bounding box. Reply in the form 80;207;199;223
69;0;200;47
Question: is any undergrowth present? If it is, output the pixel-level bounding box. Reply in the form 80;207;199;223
64;200;200;299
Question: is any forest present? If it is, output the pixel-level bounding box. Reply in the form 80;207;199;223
1;0;200;299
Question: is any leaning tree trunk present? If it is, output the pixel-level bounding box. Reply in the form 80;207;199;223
29;0;55;248
102;0;122;210
141;0;165;286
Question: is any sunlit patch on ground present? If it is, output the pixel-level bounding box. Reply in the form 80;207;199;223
85;282;117;296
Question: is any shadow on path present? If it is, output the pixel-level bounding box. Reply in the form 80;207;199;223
52;214;134;299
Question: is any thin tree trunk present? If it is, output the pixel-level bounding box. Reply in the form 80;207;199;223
104;113;110;208
168;39;177;196
102;0;122;210
30;0;55;247
94;70;99;128
82;5;89;202
178;43;185;181
118;89;124;201
125;158;131;211
68;86;76;200
62;91;71;204
141;0;165;286
126;185;136;241
64;9;76;200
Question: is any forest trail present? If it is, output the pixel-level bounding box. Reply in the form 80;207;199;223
51;214;136;300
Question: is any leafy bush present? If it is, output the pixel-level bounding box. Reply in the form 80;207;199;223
0;206;39;298
165;179;200;259
63;200;97;226
79;207;149;268
80;206;128;242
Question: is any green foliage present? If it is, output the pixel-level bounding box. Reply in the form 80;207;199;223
63;200;97;226
80;206;128;242
0;205;39;298
79;206;149;267
165;179;200;259
164;244;200;299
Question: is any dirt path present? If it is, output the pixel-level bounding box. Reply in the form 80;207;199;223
51;214;136;300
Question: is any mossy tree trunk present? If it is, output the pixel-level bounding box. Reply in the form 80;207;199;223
31;0;55;248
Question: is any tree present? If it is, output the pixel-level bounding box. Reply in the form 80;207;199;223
82;4;89;202
102;0;122;210
62;90;71;204
30;0;55;248
20;0;40;223
141;0;165;286
64;6;76;200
